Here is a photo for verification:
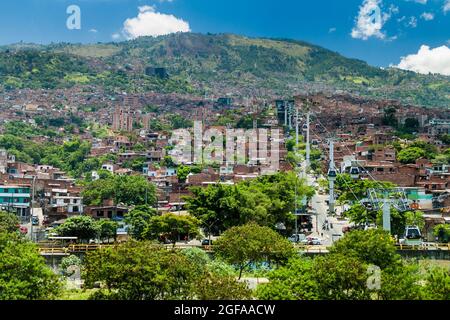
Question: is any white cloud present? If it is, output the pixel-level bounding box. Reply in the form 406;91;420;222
420;12;434;20
351;0;393;40
89;29;98;33
121;5;190;40
444;0;450;13
329;27;337;33
112;33;121;40
394;45;450;76
351;0;400;40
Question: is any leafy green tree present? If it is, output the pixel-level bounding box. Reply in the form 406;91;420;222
194;273;253;300
161;156;176;168
439;134;450;145
215;223;295;279
186;172;309;234
0;232;62;299
433;224;450;243
144;213;200;246
399;118;419;134
82;175;156;206
256;258;319;300
181;247;211;276
378;263;423;300
335;174;395;204
83;241;197;300
169;114;193;129
0;211;20;233
313;253;372;300
397;147;427;164
421;266;450;300
124;205;157;240
329;229;400;269
97;219;118;243
177;165;191;183
382;106;398;127
56;216;100;242
342;203;376;226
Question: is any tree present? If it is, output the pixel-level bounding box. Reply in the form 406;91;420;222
313;253;372;300
124;205;157;240
433;224;450;243
397;147;426;164
83;241;197;300
181;247;211;277
0;210;20;233
342;203;376;226
194;273;253;300
378;263;423;300
258;253;374;300
177;165;191;183
422;266;450;300
97;219;118;243
82;175;156;206
215;223;295;279
144;213;200;246
401;118;420;134
382;106;398;127
0;232;62;299
256;258;319;300
56;216;100;242
186;172;309;235
161;156;175;168
329;229;400;270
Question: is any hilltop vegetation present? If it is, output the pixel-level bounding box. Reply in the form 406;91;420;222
1;33;449;107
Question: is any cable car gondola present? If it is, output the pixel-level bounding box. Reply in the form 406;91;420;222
327;169;337;181
350;166;360;179
401;226;422;246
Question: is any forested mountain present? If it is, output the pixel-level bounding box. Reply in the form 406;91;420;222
1;33;449;107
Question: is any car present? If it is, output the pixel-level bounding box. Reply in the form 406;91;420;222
308;237;322;245
301;236;322;245
201;239;213;246
288;234;306;243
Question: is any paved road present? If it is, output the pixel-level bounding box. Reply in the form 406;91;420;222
300;166;350;246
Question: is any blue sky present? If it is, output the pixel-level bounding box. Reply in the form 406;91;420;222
0;0;449;71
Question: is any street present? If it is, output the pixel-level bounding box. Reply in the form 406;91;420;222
299;163;350;246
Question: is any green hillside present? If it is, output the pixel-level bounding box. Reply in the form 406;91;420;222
0;33;449;107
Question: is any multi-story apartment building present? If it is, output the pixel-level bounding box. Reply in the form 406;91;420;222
112;107;133;132
47;188;83;219
0;184;31;219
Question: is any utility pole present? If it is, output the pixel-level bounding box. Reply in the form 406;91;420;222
284;102;288;127
30;176;36;242
382;197;391;233
305;111;311;170
328;139;335;216
295;107;299;148
288;103;292;130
